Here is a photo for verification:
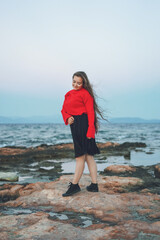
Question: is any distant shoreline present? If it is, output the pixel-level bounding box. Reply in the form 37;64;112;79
0;116;160;124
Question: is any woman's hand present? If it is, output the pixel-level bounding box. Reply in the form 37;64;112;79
87;137;92;139
68;116;74;125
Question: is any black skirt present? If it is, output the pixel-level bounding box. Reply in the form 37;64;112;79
70;113;100;158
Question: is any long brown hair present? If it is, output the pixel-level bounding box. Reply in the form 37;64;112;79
72;71;106;133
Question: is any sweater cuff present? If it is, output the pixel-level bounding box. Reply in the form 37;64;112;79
65;116;71;125
86;126;95;139
63;113;72;125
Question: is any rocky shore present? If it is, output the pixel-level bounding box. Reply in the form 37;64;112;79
0;142;160;239
0;141;146;162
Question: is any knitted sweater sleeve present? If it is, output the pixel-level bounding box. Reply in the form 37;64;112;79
83;90;95;138
61;97;72;125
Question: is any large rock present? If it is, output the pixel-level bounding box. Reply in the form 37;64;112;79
0;174;144;205
0;212;160;240
0;141;146;162
0;212;107;240
104;165;136;174
0;171;160;239
0;172;19;182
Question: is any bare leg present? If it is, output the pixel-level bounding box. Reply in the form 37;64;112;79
72;155;86;184
86;154;98;183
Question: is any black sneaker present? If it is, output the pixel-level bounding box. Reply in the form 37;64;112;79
62;182;81;197
86;183;99;192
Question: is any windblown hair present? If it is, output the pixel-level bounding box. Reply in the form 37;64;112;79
72;71;106;133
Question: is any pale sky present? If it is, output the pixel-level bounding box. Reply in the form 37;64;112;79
0;0;160;121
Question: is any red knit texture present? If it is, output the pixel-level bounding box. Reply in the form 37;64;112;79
61;88;95;138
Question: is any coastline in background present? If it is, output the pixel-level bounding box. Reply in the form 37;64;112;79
0;116;160;124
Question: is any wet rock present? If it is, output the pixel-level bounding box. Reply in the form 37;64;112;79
104;165;136;174
103;220;160;240
0;172;19;182
115;142;146;149
0;212;107;240
146;151;154;154
0;184;23;202
154;164;160;178
148;212;160;220
102;165;160;194
0;175;159;214
124;151;131;159
0;141;146;162
0;172;160;239
100;176;144;193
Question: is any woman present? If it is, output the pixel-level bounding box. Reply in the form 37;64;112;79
61;71;105;197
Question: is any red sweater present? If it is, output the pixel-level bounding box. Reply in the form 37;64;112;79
61;88;95;138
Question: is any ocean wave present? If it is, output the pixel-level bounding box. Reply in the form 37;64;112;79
0;123;160;149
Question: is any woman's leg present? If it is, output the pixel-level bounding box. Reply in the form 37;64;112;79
72;155;86;184
86;154;97;183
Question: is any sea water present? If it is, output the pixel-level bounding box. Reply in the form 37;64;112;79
0;123;160;149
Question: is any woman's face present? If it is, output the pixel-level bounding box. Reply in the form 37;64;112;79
72;76;83;90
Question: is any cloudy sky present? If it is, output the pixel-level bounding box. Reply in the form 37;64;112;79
0;0;160;121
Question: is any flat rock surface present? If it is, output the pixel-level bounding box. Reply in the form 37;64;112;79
104;165;136;174
0;170;160;240
0;141;146;161
0;212;107;240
